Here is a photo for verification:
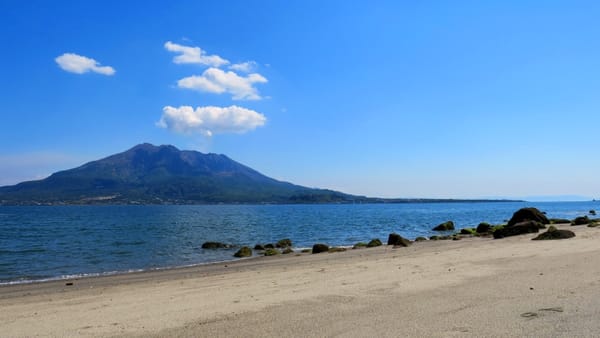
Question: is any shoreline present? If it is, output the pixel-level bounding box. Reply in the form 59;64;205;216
2;223;600;336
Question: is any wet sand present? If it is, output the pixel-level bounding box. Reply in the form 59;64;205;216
2;223;600;337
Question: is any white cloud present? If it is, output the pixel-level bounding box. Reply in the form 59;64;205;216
229;61;257;73
55;53;115;75
177;67;267;100
156;105;266;137
164;41;229;67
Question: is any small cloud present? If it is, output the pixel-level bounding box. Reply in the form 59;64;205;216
55;53;115;75
229;61;257;73
177;67;267;100
164;41;229;67
157;105;266;137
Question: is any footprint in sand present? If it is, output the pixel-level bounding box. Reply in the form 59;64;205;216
521;307;564;319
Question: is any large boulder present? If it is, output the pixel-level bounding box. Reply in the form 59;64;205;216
572;216;590;226
433;221;455;231
233;246;252;257
532;226;575;240
201;241;231;249
493;221;540;239
476;222;492;233
507;208;549;227
387;233;411;247
312;243;329;254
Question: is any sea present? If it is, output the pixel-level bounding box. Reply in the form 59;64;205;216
0;201;597;285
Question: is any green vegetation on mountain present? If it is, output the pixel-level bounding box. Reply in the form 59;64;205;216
0;143;522;205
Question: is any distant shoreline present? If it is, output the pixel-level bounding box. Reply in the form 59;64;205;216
0;198;523;206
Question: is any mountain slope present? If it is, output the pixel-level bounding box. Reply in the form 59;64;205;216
0;144;359;205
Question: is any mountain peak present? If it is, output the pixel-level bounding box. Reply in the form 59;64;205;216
0;143;355;205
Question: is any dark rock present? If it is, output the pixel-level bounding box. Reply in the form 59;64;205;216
301;248;311;253
532;226;575;240
276;238;292;248
312;243;329;254
549;218;571;225
429;235;440;240
201;241;231;249
264;243;275;249
282;248;294;254
387;233;411;247
233;246;252;257
353;242;368;249
415;236;427;242
493;221;540;239
253;244;265;251
264;248;279;256
507;208;549;227
367;238;382;247
433;221;455;231
476;222;492;233
590;210;597;215
571;216;590;226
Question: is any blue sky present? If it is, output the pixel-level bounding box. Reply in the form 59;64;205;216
1;1;599;200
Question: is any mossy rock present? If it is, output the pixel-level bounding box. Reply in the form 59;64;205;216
507;207;549;226
549;218;571;225
282;248;294;254
460;228;476;235
367;238;382;247
433;221;455;231
353;242;368;249
491;224;506;232
276;238;292;248
312;243;329;254
253;244;265;251
264;243;275;249
233;246;252;258
329;247;347;253
572;216;590;226
429;235;440;240
301;248;312;253
264;248;280;256
201;241;231;249
387;233;411;246
476;222;492;233
415;236;427;242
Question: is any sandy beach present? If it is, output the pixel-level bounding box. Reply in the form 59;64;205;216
2;223;600;337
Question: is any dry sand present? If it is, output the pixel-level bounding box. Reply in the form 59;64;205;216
2;223;600;337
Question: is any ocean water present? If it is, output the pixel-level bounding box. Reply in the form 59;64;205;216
0;201;597;284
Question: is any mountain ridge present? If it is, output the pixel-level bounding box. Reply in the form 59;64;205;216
0;143;361;205
0;143;522;205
